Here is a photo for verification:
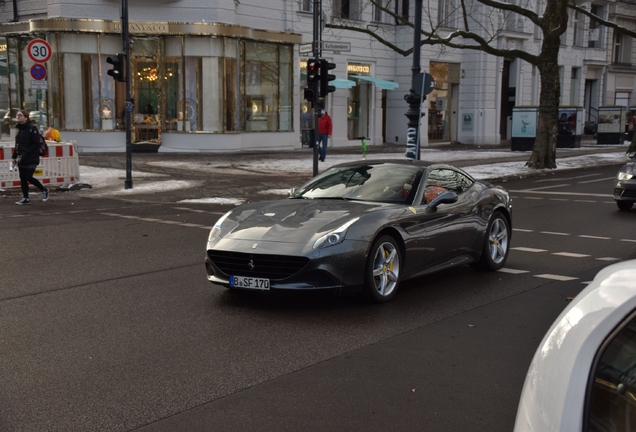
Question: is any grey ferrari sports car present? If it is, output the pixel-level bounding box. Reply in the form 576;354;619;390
205;159;512;302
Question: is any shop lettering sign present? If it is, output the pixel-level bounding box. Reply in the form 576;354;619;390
112;22;169;34
347;64;371;76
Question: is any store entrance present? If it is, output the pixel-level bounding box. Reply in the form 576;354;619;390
131;38;162;151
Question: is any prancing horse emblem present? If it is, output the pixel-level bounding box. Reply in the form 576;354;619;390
248;259;255;271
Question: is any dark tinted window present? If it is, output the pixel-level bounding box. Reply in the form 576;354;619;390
587;313;636;431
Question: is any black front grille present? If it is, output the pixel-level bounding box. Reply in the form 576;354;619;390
622;190;636;199
207;251;309;280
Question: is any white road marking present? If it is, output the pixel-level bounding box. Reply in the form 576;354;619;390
621;239;636;243
524;197;543;200
139;218;161;222
513;228;534;232
535;174;600;183
180;223;205;227
497;268;530;274
535;274;579;281
578;177;615;184
596;257;621;261
540;231;570;236
525;184;571;191
512;247;547;253
579;235;611;240
509;190;612;198
552;252;590;258
574;200;596;203
549;198;568;201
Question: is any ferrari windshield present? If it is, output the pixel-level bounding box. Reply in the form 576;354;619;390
292;163;423;204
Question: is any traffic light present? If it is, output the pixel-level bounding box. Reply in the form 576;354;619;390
107;53;126;82
304;59;320;104
319;59;336;97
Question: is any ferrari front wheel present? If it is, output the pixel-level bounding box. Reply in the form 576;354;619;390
474;212;510;271
363;235;401;303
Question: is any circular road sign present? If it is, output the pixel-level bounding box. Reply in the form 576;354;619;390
27;39;52;63
30;64;47;80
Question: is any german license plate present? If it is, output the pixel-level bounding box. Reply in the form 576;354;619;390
229;275;270;290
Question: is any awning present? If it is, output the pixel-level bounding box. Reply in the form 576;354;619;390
333;78;356;89
351;75;399;90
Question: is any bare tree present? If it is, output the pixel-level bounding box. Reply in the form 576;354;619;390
327;0;635;169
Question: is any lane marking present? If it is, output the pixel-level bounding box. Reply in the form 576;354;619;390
512;247;547;253
513;228;534;232
524;197;543;200
535;174;600;183
497;268;530;274
509;190;612;198
524;184;571;191
540;231;570;236
180;223;205;227
621;239;636;243
574;200;596;203
549;198;568;201
552;252;591;258
578;177;615;184
535;274;579;281
579;235;611;240
596;257;621;261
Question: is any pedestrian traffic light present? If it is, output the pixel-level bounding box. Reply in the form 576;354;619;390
107;53;126;82
319;59;336;97
304;59;320;104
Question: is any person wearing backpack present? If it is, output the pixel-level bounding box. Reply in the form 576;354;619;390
11;109;48;205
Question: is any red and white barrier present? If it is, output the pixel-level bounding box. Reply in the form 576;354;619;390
0;141;80;188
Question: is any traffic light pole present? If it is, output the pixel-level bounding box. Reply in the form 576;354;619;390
312;0;321;177
122;0;133;189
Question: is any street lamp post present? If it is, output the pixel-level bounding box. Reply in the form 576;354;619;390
122;0;133;189
405;0;423;160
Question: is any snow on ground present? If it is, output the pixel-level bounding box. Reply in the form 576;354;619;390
78;149;631;203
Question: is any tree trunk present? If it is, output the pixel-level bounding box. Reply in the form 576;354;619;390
527;60;559;169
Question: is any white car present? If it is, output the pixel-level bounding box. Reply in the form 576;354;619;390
514;259;636;431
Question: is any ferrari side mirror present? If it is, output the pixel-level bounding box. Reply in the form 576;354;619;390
428;191;458;210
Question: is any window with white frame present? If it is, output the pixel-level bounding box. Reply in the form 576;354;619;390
588;5;603;49
396;0;409;24
616;92;630;107
572;10;585;47
613;32;633;65
373;0;393;23
334;0;362;20
301;0;312;12
438;0;460;28
570;67;580;106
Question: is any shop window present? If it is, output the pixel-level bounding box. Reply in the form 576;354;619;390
428;62;450;141
241;41;291;132
346;79;370;140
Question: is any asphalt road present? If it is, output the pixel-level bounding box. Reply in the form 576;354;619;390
1;163;635;432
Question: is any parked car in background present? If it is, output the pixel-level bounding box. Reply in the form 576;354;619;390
514;259;636;432
29;111;48;128
1;108;20;135
614;152;636;211
205;159;512;303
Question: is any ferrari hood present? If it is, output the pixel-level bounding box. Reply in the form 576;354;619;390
223;199;386;243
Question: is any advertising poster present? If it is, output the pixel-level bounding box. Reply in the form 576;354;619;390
512;109;537;137
598;109;623;133
557;109;577;137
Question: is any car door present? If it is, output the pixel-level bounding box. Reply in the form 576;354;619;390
402;168;479;274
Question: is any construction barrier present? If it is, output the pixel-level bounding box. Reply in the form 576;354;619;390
0;141;80;189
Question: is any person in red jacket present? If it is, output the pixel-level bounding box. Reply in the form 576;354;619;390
317;109;332;162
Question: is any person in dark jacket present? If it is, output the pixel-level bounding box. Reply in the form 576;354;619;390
11;109;48;205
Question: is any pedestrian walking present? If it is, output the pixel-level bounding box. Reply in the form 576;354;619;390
317;109;332;162
11;109;48;205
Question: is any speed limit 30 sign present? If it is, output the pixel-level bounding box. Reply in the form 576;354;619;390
27;39;52;63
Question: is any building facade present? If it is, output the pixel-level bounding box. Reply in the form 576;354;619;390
0;0;634;153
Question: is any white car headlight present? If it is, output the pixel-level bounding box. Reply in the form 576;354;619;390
208;210;233;242
313;218;359;249
618;172;634;181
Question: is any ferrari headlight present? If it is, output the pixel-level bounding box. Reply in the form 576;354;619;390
208;210;233;242
618;172;634;181
313;218;359;249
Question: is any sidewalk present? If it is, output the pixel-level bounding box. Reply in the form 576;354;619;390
2;138;632;204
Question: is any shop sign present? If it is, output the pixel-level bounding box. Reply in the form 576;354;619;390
347;63;371;76
112;22;169;34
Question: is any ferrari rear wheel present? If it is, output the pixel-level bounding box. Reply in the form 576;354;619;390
364;235;401;303
474;212;510;271
616;200;633;211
